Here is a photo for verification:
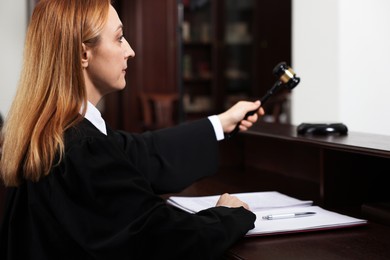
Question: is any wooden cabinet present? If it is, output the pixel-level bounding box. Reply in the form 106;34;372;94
180;0;292;120
180;0;214;118
104;0;291;132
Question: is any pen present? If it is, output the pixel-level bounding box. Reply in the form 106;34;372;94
262;212;316;220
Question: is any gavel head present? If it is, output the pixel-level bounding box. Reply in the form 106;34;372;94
273;62;300;90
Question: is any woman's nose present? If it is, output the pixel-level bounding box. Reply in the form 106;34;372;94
125;39;135;59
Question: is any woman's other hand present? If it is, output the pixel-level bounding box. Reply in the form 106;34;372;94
216;193;250;211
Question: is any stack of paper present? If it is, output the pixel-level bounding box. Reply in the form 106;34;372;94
167;191;367;236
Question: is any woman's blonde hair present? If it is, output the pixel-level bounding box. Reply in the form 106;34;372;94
0;0;111;186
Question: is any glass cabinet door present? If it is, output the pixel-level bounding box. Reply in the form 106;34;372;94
223;0;254;109
181;0;214;118
179;0;291;122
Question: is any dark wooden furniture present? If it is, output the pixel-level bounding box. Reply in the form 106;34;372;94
170;122;390;259
219;122;390;211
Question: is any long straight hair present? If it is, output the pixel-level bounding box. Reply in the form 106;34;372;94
0;0;111;186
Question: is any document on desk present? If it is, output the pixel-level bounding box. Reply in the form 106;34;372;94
167;191;367;236
167;191;313;213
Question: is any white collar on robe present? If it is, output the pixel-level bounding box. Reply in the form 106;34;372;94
83;101;107;135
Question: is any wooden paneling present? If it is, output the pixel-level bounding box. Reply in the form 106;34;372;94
253;0;292;97
104;0;179;132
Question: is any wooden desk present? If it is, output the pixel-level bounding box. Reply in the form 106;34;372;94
219;122;390;212
226;222;390;260
173;122;390;259
176;175;390;259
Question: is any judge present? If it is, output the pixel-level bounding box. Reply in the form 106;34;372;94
0;0;264;259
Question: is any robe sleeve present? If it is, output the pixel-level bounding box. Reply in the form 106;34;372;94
113;118;219;193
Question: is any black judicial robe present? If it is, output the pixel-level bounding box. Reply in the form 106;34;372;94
0;118;255;260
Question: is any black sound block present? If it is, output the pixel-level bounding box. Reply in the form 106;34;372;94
297;123;348;136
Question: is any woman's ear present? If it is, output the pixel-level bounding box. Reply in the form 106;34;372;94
81;43;90;68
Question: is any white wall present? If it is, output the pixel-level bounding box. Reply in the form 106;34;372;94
292;0;390;136
0;1;27;118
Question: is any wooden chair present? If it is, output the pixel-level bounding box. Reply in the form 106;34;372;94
139;92;179;130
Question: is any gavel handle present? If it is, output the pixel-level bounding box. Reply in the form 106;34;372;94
224;81;283;139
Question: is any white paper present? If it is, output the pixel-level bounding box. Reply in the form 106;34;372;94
248;205;367;236
167;191;313;213
167;191;367;236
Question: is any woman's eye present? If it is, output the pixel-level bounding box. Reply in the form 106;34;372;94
119;35;124;42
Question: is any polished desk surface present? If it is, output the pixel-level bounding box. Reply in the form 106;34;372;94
226;222;390;260
246;122;390;158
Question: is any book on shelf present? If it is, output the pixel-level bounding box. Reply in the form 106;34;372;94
167;191;367;237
